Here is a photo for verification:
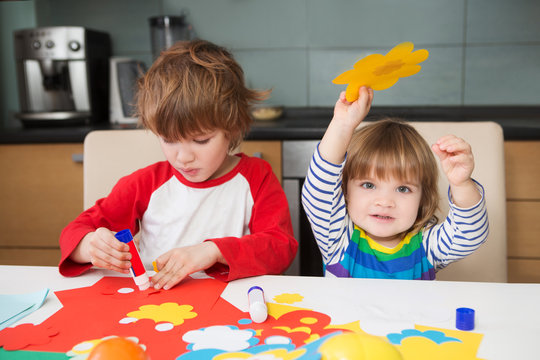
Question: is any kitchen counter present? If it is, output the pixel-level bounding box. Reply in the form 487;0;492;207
1;106;540;144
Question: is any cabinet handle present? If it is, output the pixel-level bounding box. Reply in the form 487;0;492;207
72;153;84;163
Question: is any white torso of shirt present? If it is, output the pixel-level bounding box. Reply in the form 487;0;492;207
138;173;253;269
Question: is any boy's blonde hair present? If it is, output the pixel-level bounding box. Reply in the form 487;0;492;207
137;39;269;150
343;118;439;234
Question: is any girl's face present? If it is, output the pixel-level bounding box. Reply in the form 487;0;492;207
346;174;422;247
159;129;238;183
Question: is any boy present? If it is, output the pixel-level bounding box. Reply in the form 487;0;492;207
59;40;298;289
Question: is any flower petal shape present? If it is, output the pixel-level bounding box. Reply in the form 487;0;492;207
332;42;429;101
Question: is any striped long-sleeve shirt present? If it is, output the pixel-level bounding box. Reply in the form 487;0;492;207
301;144;489;279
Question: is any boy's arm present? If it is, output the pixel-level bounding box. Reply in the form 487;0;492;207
59;168;153;276
318;87;374;164
206;161;298;281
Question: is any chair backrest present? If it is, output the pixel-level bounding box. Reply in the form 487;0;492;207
83;129;165;210
84;122;507;282
408;121;507;282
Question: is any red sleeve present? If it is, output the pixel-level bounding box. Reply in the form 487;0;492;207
207;156;298;281
58;163;169;277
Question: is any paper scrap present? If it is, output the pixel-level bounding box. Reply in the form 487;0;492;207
0;288;49;331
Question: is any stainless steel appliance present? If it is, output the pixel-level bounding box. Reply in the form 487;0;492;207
14;26;111;126
149;14;196;60
283;140;324;276
109;57;146;125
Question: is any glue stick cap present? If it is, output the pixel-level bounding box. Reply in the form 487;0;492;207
456;307;475;331
115;229;134;243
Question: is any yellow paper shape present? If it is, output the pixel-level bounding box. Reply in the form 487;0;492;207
127;302;197;326
395;325;485;360
333;42;429;101
274;293;304;304
267;302;309;320
213;348;307;360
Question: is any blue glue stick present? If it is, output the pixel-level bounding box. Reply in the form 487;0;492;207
114;229;150;291
248;286;268;323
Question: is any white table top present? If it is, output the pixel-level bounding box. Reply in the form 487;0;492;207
1;265;539;359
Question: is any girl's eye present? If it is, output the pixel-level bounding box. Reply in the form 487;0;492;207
397;186;411;193
361;182;375;190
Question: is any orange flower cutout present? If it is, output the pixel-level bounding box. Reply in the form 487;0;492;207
333;42;429;101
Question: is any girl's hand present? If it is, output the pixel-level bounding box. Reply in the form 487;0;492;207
432;135;481;208
151;241;224;290
320;86;374;164
431;135;475;186
333;86;374;131
73;227;132;273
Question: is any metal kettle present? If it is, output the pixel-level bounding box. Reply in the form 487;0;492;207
149;11;196;60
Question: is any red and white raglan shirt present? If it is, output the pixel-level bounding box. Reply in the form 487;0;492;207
59;153;298;281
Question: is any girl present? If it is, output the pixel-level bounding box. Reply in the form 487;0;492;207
302;87;488;279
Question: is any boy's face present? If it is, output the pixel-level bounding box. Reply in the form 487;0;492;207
346;174;422;247
159;129;235;182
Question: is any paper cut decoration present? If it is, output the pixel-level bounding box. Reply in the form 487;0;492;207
0;288;49;331
274;293;304;304
183;325;258;352
333;42;429;101
0;277;485;360
0;324;58;351
388;329;461;345
0;348;69;359
394;325;485;360
127;302;197;326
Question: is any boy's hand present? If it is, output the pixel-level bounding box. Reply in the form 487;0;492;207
72;227;131;274
432;135;481;207
151;241;224;290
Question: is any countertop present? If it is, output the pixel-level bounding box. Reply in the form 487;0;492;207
1;106;540;144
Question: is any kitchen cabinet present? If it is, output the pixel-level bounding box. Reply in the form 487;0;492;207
238;140;282;181
0;140;281;266
2;136;539;283
0;143;83;266
505;141;540;283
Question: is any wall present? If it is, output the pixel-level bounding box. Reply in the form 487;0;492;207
1;0;540;128
0;0;36;128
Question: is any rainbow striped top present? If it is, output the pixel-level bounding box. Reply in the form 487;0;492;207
325;226;435;279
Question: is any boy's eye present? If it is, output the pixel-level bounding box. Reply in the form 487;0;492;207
193;138;211;144
397;186;411;193
361;182;375;190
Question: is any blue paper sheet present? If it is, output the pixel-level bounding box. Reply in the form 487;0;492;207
0;288;49;331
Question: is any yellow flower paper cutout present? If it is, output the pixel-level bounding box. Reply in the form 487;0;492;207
213;348;307;360
127;302;197;326
333;42;429;101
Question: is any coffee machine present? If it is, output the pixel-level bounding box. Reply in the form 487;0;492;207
14;27;111;126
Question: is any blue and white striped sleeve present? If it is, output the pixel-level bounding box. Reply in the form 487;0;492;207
423;180;489;270
301;144;351;265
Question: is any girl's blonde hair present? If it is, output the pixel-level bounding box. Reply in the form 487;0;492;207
137;39;270;151
342;118;440;235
